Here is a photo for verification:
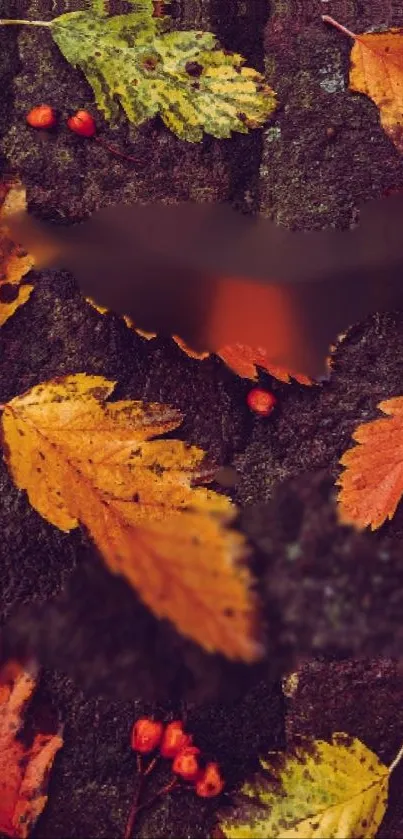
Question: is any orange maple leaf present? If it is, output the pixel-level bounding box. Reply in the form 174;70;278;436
337;396;403;530
323;16;403;155
0;184;34;328
1;374;262;661
0;660;63;838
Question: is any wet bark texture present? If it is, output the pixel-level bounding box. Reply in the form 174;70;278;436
1;1;403;837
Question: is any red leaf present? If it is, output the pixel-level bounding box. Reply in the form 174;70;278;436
0;660;63;838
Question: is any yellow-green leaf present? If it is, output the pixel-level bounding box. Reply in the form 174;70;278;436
218;734;394;838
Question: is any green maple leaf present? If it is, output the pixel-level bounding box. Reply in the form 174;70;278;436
1;5;276;142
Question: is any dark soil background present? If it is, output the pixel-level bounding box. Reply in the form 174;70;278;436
1;0;403;836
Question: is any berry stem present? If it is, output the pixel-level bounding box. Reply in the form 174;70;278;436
321;15;357;40
135;778;178;816
124;754;144;839
94;136;138;164
0;19;52;27
143;756;159;777
124;753;160;838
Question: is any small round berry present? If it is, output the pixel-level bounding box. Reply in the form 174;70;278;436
26;105;57;130
160;721;192;759
67;109;97;138
195;762;225;798
172;746;201;782
131;718;164;754
247;387;277;417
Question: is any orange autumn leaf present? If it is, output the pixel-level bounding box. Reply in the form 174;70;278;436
0;660;63;838
0;184;34;328
215;344;313;384
138;333;312;382
133;329;209;360
86;297;109;316
86;300;311;383
323;16;403;155
337;396;403;530
172;335;210;360
1;374;262;662
136;330;312;382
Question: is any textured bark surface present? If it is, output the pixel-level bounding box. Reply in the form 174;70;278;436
1;1;403;836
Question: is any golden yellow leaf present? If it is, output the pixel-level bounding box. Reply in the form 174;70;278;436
217;733;403;839
1;374;262;661
323;16;403;154
0;184;34;328
337;396;403;531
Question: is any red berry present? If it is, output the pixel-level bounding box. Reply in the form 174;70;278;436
26;105;57;130
172;746;201;782
247;387;277;417
160;721;192;759
131;718;164;754
67;109;97;138
195;762;225;798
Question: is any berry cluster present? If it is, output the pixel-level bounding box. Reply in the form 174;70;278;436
25;105;139;164
131;717;225;798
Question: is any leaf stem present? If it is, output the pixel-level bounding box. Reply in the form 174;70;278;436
321;15;357;40
389;743;403;775
0;19;52;27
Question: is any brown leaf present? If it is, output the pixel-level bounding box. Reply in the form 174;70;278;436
337;396;403;530
0;660;63;838
0;184;34;328
1;374;262;661
323;16;403;155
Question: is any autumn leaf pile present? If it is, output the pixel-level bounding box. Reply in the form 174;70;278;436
2;8;403;661
2;6;403;836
